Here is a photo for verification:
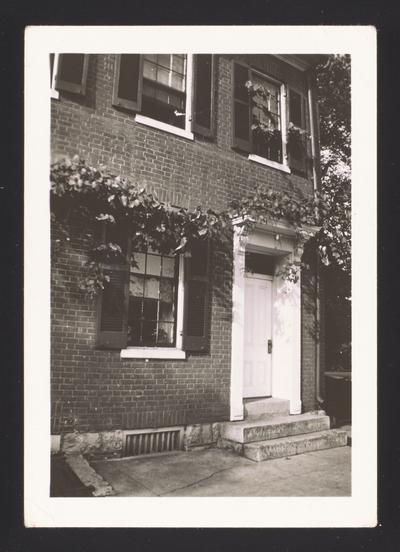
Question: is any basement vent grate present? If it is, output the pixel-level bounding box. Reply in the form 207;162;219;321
124;428;182;457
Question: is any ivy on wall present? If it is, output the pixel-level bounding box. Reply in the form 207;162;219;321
50;156;333;295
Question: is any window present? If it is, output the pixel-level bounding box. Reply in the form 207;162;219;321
128;249;178;347
233;62;285;166
113;54;215;139
97;237;211;357
250;73;282;163
232;60;312;176
50;54;89;97
142;54;187;130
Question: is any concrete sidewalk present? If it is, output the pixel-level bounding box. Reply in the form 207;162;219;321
90;445;351;497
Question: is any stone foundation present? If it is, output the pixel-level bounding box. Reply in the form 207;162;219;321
56;422;222;457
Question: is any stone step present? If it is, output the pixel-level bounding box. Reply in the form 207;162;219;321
244;398;290;420
220;413;330;445
243;429;348;462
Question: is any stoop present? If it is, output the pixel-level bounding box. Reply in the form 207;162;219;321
219;398;348;462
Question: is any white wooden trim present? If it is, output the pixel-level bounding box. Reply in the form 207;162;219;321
273;54;309;72
121;255;185;359
135;54;194;141
245;272;273;281
230;222;303;417
50;54;59;99
248;154;291;174
135;114;194;140
120;347;186;359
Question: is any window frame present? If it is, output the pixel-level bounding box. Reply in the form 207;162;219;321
120;254;186;359
135;54;194;141
247;66;289;172
50;54;60;99
50;53;89;98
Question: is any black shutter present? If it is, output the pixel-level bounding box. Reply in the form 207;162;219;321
112;54;143;112
97;263;129;349
192;54;215;138
288;88;308;176
232;61;251;152
183;240;210;352
55;54;89;95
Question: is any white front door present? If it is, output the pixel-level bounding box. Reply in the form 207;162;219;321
243;273;273;398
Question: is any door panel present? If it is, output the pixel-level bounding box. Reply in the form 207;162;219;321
243;275;272;398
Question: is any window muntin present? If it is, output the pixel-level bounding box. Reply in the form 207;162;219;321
250;73;282;163
141;54;187;130
128;249;179;347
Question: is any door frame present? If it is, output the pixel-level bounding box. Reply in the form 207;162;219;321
230;219;303;420
243;271;273;398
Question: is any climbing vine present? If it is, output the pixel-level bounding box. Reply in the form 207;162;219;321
50;156;332;295
51;156;230;296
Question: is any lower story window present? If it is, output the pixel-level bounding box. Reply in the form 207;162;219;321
128;250;178;347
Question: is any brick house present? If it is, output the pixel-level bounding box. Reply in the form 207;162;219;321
50;53;339;458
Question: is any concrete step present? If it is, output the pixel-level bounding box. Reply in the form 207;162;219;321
220;412;330;445
243;429;348;462
244;398;290;420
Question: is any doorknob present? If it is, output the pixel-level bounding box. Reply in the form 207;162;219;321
268;339;272;354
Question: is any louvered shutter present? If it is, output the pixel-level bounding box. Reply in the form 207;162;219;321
112;54;143;112
192;54;215;138
232;62;251;152
183;240;210;352
55;54;89;95
288;88;308;176
96;263;129;349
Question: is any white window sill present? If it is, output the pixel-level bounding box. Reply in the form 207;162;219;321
248;154;291;174
120;347;186;360
135;114;194;141
50;89;59;100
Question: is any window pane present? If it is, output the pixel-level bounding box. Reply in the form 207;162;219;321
143;298;158;320
245;252;275;275
160;301;174;322
156;54;171;70
142;321;157;345
157;322;174;345
171;73;185;92
160;278;174;303
147;253;161;276
130;274;144;297
171;55;185;73
144;277;159;299
143;60;157;81
162;256;175;277
131;252;146;274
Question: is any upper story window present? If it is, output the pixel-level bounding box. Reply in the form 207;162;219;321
232;60;313;178
250;74;282;163
142;54;187;130
113;54;215;140
50;54;89;98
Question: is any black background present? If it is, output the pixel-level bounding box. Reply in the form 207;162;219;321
1;1;398;550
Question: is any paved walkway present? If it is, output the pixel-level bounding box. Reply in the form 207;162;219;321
90;445;351;497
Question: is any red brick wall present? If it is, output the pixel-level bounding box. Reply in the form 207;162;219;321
51;54;319;434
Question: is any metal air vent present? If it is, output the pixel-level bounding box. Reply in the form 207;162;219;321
123;427;183;457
